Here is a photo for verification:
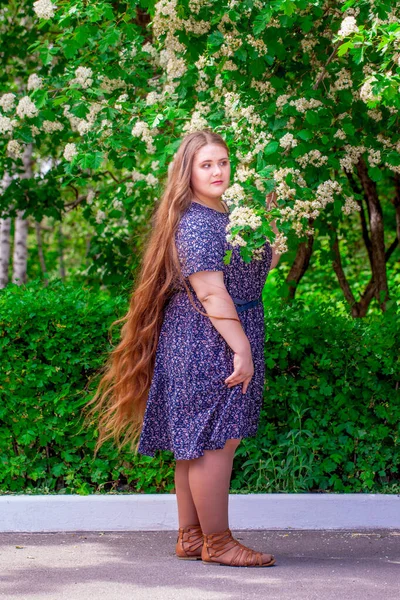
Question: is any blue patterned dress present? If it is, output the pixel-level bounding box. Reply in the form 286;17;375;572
137;201;273;460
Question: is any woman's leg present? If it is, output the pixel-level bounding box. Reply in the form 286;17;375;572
174;459;200;528
187;438;241;534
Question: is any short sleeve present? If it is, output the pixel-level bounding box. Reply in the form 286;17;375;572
175;216;225;278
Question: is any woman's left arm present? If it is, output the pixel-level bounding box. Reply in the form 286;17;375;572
266;191;281;270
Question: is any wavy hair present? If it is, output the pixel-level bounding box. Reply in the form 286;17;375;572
83;129;238;457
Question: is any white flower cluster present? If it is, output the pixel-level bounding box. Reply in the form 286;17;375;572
7;140;23;159
359;76;381;103
246;34;267;55
114;93;128;109
43;120;64;133
27;74;43;91
33;0;57;20
99;76;127;93
280;198;321;220
296;149;328;168
96;210;106;224
86;189;96;205
301;37;318;54
182;111;209;133
63;142;78;162
0;93;16;112
0;115;16;134
250;78;275;95
273;167;306;201
279;132;297;150
226;206;261;230
276;94;291;109
367;109;382;122
221;60;238;71
62;101;104;136
333;128;346;140
181;17;210;35
188;0;212;14
142;42;160;63
146;91;163;106
367;148;381;167
289;97;322;113
235;165;256;183
16;96;39;119
271;231;288;254
225;205;262;249
129;169;159;187
70;66;93;89
339;144;366;172
131;120;157;154
222;183;246;206
337;16;359;38
342;195;361;215
331;68;353;91
315;179;342;208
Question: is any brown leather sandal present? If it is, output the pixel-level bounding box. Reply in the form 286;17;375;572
202;528;276;567
175;524;203;560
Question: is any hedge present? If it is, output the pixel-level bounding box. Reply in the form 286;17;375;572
0;278;398;494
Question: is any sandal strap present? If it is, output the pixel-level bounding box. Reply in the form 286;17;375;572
178;524;203;553
204;528;267;566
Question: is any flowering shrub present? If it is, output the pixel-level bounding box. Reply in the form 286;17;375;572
0;0;399;313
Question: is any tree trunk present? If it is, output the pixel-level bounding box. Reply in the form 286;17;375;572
35;220;48;286
356;158;389;311
0;171;13;289
12;143;33;286
285;233;314;299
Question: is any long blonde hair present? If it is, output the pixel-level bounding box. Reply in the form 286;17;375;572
83;129;238;456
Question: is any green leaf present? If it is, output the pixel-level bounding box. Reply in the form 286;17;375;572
79;152;104;170
368;167;383;182
337;41;353;57
297;129;313;141
253;9;272;36
264;141;279;156
208;30;224;48
305;111;320;126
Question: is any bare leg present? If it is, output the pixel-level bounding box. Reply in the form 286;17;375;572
187;438;241;535
187;438;274;565
174;459;200;528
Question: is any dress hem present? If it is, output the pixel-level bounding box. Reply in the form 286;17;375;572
137;428;258;460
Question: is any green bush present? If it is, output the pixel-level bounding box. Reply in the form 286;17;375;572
0;279;398;494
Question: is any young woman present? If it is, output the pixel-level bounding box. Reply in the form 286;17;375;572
85;129;281;568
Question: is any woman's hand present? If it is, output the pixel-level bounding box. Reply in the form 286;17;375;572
224;349;254;394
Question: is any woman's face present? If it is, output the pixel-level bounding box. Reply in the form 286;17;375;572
190;143;230;202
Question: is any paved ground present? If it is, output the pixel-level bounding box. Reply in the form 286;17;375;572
0;529;399;600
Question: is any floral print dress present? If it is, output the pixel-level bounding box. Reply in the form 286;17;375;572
137;200;273;460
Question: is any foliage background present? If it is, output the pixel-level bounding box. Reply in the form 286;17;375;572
0;0;399;493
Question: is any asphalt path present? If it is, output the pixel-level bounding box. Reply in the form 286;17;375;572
0;529;399;600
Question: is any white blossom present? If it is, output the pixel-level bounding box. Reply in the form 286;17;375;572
70;66;93;89
0;93;16;112
337;16;359;38
33;0;57;19
42;120;64;133
95;210;106;224
0;115;16;134
27;74;43;91
63;142;78;162
279;132;298;150
7;140;23;159
16;96;39;119
342;195;361;215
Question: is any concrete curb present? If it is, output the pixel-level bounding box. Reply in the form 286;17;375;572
1;493;399;532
